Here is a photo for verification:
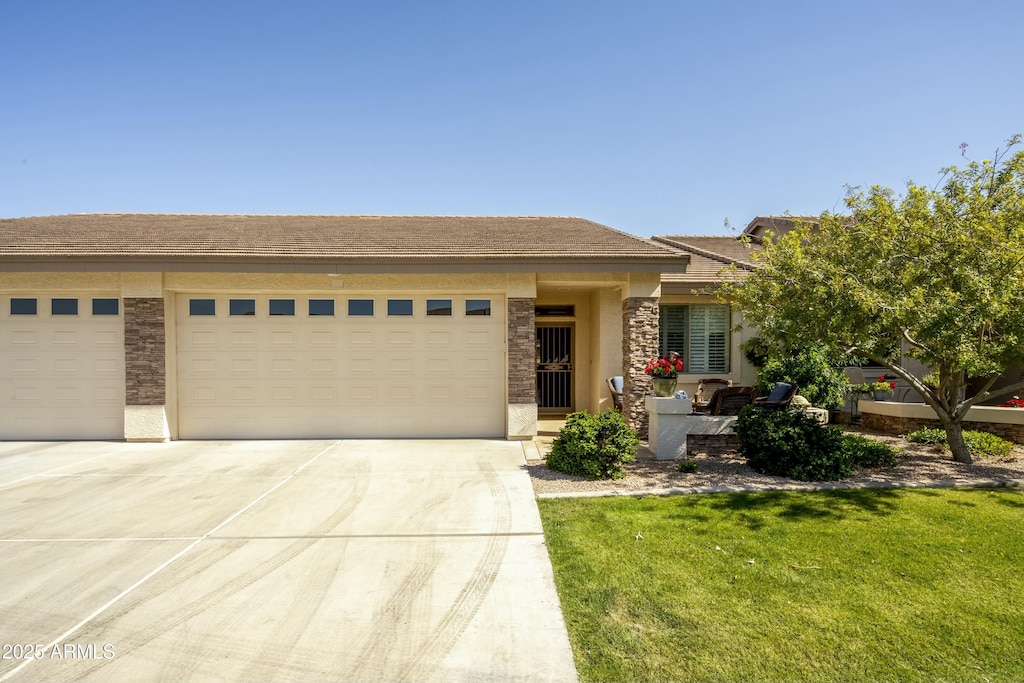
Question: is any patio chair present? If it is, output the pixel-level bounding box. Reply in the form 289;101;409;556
753;381;799;409
607;376;624;411
706;386;758;415
691;378;733;413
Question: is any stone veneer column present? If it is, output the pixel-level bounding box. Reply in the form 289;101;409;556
622;297;659;438
507;297;538;438
123;297;169;441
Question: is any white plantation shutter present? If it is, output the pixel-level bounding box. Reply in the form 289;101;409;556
688;305;730;373
659;306;687;358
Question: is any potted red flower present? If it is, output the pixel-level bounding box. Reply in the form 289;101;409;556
645;353;684;397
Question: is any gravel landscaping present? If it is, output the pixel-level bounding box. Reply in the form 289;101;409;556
527;426;1024;496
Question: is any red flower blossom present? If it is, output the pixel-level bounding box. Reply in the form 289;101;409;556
645;353;684;379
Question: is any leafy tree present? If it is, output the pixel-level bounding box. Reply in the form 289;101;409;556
724;136;1024;464
743;338;851;410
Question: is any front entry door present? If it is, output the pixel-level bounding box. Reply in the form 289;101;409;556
536;324;573;413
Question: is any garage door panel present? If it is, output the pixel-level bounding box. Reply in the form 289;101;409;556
1;293;124;440
177;294;505;439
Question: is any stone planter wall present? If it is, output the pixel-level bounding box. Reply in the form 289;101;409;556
686;433;740;457
861;412;1024;444
860;400;1024;444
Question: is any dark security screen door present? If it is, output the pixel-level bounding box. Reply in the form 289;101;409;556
536;324;573;412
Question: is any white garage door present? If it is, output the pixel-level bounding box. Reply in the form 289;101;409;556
176;294;506;439
0;293;125;440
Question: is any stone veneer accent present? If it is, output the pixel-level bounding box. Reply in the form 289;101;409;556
507;298;536;404
686;433;741;457
623;297;659;438
124;297;166;406
861;412;1024;445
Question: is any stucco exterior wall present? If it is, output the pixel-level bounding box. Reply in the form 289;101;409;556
0;272;121;290
588;288;624;413
163;272;513;292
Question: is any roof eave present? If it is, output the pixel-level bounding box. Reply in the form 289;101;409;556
0;254;691;275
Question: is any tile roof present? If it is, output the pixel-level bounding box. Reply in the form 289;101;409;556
743;215;819;240
651;235;761;285
0;214;681;264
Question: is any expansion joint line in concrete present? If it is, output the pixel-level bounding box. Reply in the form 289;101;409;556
0;441;342;683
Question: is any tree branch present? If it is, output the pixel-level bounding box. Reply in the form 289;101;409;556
961;379;1024;414
900;328;932;354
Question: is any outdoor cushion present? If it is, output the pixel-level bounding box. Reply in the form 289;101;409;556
765;382;793;403
610;376;624;393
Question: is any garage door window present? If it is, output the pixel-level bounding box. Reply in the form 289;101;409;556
92;298;119;315
426;299;452;316
230;299;256;316
309;299;335;316
10;298;37;315
190;299;216;316
348;299;374;316
466;299;491;316
388;299;413;316
269;299;295;316
52;298;78;315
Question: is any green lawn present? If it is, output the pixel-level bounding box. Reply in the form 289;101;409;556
538;488;1024;683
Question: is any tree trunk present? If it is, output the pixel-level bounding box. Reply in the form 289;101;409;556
944;421;973;465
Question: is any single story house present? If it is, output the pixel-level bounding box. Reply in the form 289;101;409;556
0;214;689;442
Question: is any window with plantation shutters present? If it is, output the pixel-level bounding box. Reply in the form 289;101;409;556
659;304;731;373
659;306;687;359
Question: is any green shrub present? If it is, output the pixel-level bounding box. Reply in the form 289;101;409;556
964;431;1015;458
906;428;947;445
736;406;853;481
678;459;699;473
842;434;899;468
547;410;639;479
906;427;1015;458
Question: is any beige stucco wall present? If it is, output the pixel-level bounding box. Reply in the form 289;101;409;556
0;272;121;289
589;288;624;412
163;272;514;292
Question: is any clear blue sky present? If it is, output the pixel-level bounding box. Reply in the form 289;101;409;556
2;1;1021;237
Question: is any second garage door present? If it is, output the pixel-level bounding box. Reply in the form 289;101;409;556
176;294;506;439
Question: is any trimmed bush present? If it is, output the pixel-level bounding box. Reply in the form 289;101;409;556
907;427;1014;458
736;406;853;481
737;408;900;481
842;433;899;468
547;410;639;479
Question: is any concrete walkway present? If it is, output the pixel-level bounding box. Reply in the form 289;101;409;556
0;440;578;683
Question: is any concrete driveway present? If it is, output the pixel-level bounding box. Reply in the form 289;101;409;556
0;440;577;682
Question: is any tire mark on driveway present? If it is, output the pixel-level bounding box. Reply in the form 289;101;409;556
396;460;512;681
74;461;371;681
4;443;360;682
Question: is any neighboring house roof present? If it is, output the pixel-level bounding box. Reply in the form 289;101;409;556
0;214;688;273
743;215;819;241
650;235;761;291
